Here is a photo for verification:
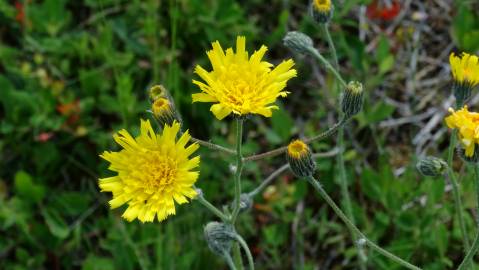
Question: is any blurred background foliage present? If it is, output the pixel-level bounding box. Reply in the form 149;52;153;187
0;0;479;269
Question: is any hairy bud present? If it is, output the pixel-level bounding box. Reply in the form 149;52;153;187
204;222;234;256
283;31;314;55
286;140;316;177
341;81;364;119
416;156;447;177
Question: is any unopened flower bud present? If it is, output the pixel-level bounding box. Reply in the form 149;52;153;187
152;98;176;126
204;222;234;256
286;140;316;177
310;0;333;24
149;84;167;101
283;31;314;55
341;81;364;119
416;156;447;177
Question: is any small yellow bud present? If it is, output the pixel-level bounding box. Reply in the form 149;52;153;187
148;84;167;101
152;98;176;126
310;0;333;24
286;140;316;177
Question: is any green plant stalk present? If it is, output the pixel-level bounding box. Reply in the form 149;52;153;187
190;137;236;155
322;24;367;269
231;118;244;223
308;47;347;88
230;118;245;269
243;119;346;162
306;176;422;270
195;192;229;222
447;129;471;254
230;233;255;270
223;250;238;270
447;163;471;251
457;164;479;269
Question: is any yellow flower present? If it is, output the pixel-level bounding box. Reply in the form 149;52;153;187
152;97;176;126
450;52;479;87
445;106;479;157
192;36;297;120
287;140;309;160
99;120;200;222
312;0;332;12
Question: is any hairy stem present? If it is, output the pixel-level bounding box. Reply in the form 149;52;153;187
322;23;367;269
306;176;421;270
307;47;347;88
243;119;346;162
231;118;244;223
223;250;238;270
195;191;229;222
230;233;255;270
191;137;236;155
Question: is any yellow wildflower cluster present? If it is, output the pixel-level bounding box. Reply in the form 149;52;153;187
192;36;297;120
99;120;200;222
445;106;479;157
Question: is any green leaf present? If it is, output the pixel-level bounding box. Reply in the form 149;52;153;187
42;208;70;239
14;171;45;204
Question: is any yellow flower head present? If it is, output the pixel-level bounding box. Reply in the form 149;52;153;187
445;106;479;157
99;120;200;222
313;0;332;12
287;140;310;160
192;36;297;120
449;52;479;87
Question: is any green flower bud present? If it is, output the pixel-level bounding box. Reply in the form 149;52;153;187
341;81;364;119
310;0;334;24
283;31;314;55
204;222;234;256
416;156;447;177
286;140;316;177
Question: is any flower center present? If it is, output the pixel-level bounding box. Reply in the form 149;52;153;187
137;151;178;194
288;140;308;159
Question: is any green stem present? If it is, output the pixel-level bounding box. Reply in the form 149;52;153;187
322;24;367;269
243;119;346;162
223;250;238;270
457;164;479;269
196;191;229;222
448;130;471;255
230;233;255;270
190;137;236;155
447;164;471;250
231;118;244;224
232;243;244;270
308;47;347;88
306;176;422;270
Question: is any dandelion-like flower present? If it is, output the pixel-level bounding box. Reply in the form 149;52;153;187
445;106;479;157
450;52;479;88
192;36;297;120
312;0;332;13
99;120;200;222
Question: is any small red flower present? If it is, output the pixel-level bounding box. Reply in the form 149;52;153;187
367;0;401;21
